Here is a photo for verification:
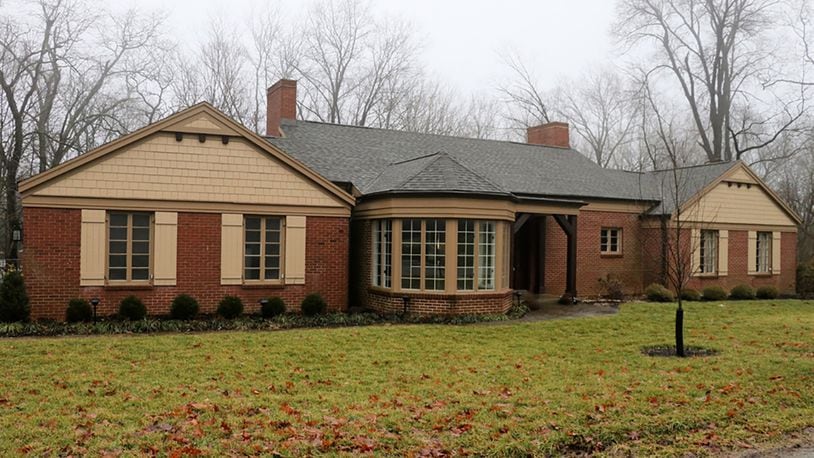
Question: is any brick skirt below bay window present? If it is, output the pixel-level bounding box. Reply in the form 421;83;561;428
365;288;514;315
22;207;349;320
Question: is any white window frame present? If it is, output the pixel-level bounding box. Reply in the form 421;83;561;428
600;227;622;255
699;230;719;274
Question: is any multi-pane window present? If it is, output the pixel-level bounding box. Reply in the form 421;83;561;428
757;232;772;273
424;219;446;290
600;228;622;254
108;212;151;282
478;222;496;290
457;221;475;290
457;220;496;291
401;219;422;289
699;230;719;274
372;220;392;288
244;216;282;281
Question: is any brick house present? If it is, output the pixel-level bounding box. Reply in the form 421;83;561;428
19;79;800;319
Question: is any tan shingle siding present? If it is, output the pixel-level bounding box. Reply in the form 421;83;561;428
31;133;344;209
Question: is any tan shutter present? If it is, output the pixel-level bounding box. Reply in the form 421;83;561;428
80;209;106;286
747;231;757;275
718;230;728;277
220;214;243;285
153;212;177;286
284;216;306;284
691;228;701;277
772;232;781;275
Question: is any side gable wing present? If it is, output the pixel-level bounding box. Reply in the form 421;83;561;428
680;161;800;227
19;103;355;210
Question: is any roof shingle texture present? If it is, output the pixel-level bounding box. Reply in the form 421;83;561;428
267;119;733;206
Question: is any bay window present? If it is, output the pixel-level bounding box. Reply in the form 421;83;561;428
457;220;496;291
372;220;392;287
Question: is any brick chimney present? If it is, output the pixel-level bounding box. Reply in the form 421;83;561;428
527;122;570;148
266;79;297;137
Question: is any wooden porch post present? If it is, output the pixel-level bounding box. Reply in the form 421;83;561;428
553;214;578;299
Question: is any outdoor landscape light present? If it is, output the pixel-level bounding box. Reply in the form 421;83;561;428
513;290;523;307
401;295;410;315
259;298;268;310
90;297;100;321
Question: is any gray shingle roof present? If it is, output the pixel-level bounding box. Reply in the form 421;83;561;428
266;119;734;209
645;161;737;215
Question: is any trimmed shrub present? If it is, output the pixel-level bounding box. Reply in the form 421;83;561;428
301;293;327;316
729;284;755;300
796;262;814;297
217;296;244;319
261;297;286;318
702;285;728;301
598;275;624;301
756;285;779;299
679;288;701;302
118;295;147;321
644;283;674;303
65;299;93;323
0;270;30;323
170;294;199;320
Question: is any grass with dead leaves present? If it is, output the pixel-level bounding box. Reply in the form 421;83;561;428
0;300;811;456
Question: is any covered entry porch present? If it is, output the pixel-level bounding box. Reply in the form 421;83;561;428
511;202;583;299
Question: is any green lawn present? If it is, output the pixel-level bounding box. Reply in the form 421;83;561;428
0;301;811;456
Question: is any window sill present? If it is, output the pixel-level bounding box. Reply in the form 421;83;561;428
600;253;623;258
750;272;773;277
241;282;285;289
104;283;153;291
693;273;719;279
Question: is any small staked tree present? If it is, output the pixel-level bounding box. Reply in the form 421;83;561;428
639;74;706;357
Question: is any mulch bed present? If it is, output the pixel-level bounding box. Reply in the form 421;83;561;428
641;344;720;357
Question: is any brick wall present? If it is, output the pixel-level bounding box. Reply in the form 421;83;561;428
684;230;796;294
638;225;797;295
544;210;645;296
22;207;348;320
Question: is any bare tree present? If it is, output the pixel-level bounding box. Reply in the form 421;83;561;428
616;0;803;163
0;0;168;258
553;69;639;167
498;51;552;138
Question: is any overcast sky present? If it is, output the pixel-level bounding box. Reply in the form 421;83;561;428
104;0;620;95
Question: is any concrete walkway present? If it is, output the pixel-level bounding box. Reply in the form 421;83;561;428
519;294;620;322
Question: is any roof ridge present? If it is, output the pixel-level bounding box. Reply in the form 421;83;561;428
648;160;737;173
390;152;441;166
281;119;577;152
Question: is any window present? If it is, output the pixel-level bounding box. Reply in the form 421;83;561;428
600;228;622;255
372;220;392;288
244;216;283;281
457;220;496;291
699;230;719;274
400;219;447;290
457;221;475;290
756;231;772;273
108;212;151;282
424;220;446;290
401;219;422;289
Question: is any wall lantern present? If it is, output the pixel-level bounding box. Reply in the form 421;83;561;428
11;229;21;242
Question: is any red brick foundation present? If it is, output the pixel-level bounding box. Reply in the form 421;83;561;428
366;289;514;315
22;207;349;320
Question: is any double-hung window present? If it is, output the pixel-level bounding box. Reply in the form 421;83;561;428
699;230;719;274
756;232;772;273
457;220;496;291
244;216;283;281
372;220;392;288
108;212;151;282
